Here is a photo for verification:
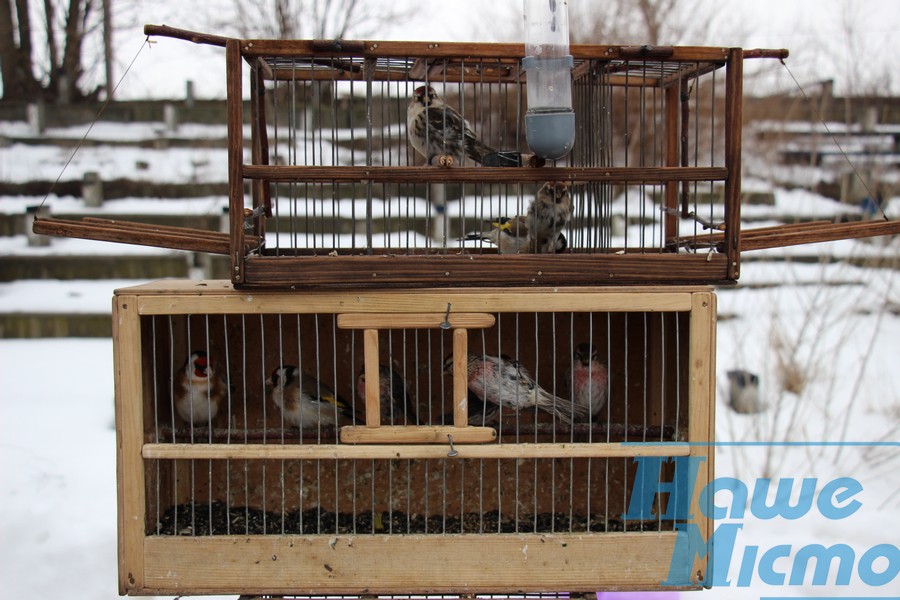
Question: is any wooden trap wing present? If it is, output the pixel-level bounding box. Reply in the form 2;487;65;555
32;216;262;255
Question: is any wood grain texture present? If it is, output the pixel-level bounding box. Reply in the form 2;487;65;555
339;425;495;444
337;313;495;330
142;532;699;595
142;442;692;460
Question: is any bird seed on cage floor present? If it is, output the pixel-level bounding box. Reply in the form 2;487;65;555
155;502;675;536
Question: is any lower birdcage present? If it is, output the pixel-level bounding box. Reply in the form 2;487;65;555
115;281;716;595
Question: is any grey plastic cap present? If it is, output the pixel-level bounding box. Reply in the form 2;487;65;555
525;110;575;160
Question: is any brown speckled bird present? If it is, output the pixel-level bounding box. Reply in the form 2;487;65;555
173;350;226;425
526;181;572;254
407;85;495;167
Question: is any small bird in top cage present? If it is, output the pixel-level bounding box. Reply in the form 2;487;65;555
566;343;609;421
462;215;568;254
268;365;359;429
173;350;227;425
527;181;572;254
445;353;587;424
407;85;495;167
356;363;420;425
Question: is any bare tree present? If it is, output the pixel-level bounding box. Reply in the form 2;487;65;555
202;0;410;40
0;0;106;103
568;0;718;45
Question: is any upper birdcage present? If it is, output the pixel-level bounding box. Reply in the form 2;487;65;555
220;33;763;287
35;26;900;287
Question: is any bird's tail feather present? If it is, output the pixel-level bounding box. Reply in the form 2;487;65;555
466;138;496;164
535;387;588;424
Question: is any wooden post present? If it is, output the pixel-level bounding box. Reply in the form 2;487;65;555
364;329;381;427
83;171;104;207
226;39;245;284
453;328;468;426
724;48;743;280
663;81;680;244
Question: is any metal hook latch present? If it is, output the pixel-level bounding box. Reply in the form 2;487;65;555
447;434;459;457
440;303;452;330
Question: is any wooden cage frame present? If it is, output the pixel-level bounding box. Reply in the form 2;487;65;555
32;27;900;285
114;281;717;595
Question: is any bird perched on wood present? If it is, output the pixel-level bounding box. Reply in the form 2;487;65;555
356;363;420;425
173;350;226;426
462;215;568;254
566;343;609;421
461;182;571;254
726;369;765;414
407;85;495;167
527;181;572;254
267;365;358;429
445;353;587;424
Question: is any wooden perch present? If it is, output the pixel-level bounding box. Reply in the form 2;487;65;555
32;217;262;255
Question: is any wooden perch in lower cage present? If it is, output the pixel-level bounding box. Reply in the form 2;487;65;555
32;216;262;254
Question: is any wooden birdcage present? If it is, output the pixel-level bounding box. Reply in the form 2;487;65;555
115;281;716;595
26;23;897;598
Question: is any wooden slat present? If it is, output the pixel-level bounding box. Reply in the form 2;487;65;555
241;253;731;288
337;312;495;330
363;329;380;427
664;82;680;241
226;39;245;284
453;328;468;427
339;425;495;444
141;533;698;595
113;296;145;594
32;217;259;254
142;441;692;460
688;291;714;583
133;288;698;316
242;164;727;184
724;47;744;279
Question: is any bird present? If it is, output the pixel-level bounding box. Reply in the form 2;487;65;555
526;181;572;254
460;182;571;254
462;215;568;254
173;350;226;426
726;369;765;414
356;363;420;425
407;85;495;167
267;365;358;429
444;353;587;424
566;343;609;421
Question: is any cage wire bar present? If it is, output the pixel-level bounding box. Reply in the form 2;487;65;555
255;53;728;256
119;282;716;594
187;36;785;288
144;305;691;536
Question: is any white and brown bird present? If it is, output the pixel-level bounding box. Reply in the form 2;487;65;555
356;363;420;425
566;343;609;421
462;215;568;254
526;181;572;254
173;350;226;426
445;353;587;424
461;182;571;254
407;85;495;167
268;365;358;429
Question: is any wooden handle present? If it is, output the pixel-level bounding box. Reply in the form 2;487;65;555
453;329;468;427
363;329;380;427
